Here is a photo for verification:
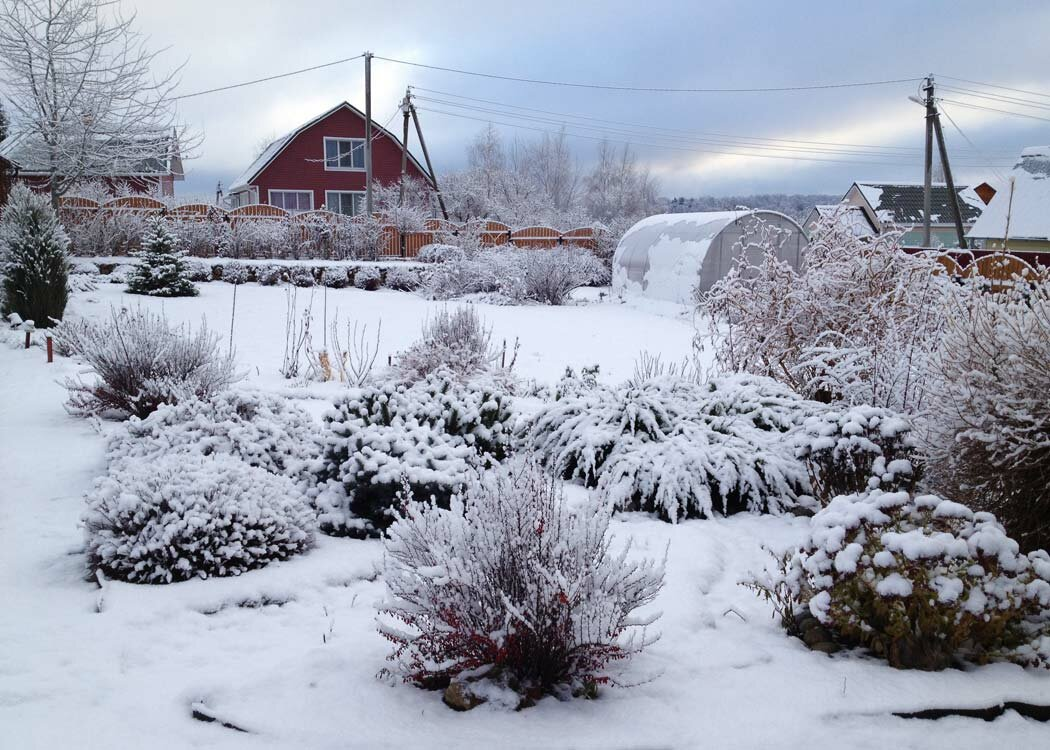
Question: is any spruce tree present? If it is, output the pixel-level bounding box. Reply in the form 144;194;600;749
0;184;70;327
126;217;198;297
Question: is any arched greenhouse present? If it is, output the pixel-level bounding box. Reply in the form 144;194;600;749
612;210;808;304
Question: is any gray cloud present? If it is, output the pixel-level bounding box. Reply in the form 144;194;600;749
131;0;1050;198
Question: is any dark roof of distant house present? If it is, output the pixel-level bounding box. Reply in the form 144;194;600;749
853;182;983;225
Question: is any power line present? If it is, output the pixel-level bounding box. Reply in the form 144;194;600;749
413;86;939;153
937;74;1050;101
378;56;922;93
414;95;1009;165
173;54;364;101
937;98;1050;124
938;103;1007;182
938;85;1050;112
417;106;1011;167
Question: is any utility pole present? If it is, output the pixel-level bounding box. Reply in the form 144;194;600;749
364;51;374;215
922;75;934;248
400;87;411;207
918;75;968;249
408;101;449;220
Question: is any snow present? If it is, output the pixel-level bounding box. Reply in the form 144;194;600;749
968;146;1050;241
3;283;1050;748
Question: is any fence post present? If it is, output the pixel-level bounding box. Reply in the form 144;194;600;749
46;335;53;363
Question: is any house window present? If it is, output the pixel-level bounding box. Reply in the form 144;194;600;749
325;191;365;216
324;137;365;170
268;190;313;213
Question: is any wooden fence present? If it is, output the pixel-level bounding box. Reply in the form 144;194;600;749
924;250;1048;292
57;196;603;259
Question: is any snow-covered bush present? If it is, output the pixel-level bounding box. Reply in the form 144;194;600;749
54;307;239;419
379;457;664;704
107;390;319;482
697;215;956;412
417;243;464;264
314;375;514;536
754;489;1050;669
107;263;137;283
255;264;284;286
385;265;423;291
221;261;250;285
425;246;601;305
795;405;919;506
321;266;349;288
521;375;815;520
289;265;316;287
126;217;198;297
0;184;70;327
71;260;99;276
84;452;315;584
924;286;1050;552
68;273;98;293
184;259;214;282
393;305;499;383
350;215;388;261
353;266;381;290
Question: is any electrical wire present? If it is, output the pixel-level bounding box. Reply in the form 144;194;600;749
938;85;1050;112
938;103;1007;182
173;54;364;101
937;98;1050;124
378;56;922;93
417;106;1011;168
937;74;1050;101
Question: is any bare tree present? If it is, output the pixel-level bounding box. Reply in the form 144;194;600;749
0;0;192;205
584;140;660;225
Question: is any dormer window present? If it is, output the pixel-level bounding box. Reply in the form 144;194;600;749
324;137;365;170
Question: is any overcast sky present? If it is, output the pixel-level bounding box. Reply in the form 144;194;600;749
131;0;1050;199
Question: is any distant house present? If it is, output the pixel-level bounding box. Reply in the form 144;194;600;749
0;152;14;204
803;204;876;238
839;181;984;247
968;146;1050;256
0;131;183;197
227;102;432;215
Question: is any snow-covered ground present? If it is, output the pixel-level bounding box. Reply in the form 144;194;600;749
3;282;1048;749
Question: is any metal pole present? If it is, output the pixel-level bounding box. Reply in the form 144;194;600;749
409;104;449;220
364;52;374;215
400;89;410;207
931;109;968;249
922;75;935;247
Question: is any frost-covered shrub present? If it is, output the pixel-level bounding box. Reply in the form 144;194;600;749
107;263;138;283
393;306;498;383
255;264;285;286
184;259;213;282
379;457;664;703
54;307;239;419
0;184;70;327
697;214;956;412
107;390;319;482
925;286;1050;553
353;265;382;290
68;274;98;293
84;452;315;584
796;405;919;506
221;261;250;285
315;375;514;536
289;265;316;287
126;218;198;297
321;266;349;288
521;375;814;520
385;265;423;291
71;260;100;276
425;246;600;305
755;489;1050;670
417;243;464;264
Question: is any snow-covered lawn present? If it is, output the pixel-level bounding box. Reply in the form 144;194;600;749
3;283;1049;749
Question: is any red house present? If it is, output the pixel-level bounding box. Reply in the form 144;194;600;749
227;102;432;215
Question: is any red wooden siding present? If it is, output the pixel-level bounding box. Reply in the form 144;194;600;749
251;106;430;212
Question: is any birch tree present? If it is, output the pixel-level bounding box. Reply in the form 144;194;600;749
0;0;190;205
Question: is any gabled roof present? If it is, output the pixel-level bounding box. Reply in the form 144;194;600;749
0;130;180;177
967;146;1050;241
851;181;982;226
807;203;876;237
228;101;431;193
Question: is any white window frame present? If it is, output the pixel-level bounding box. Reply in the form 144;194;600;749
323;136;366;171
267;189;314;213
325;190;366;217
